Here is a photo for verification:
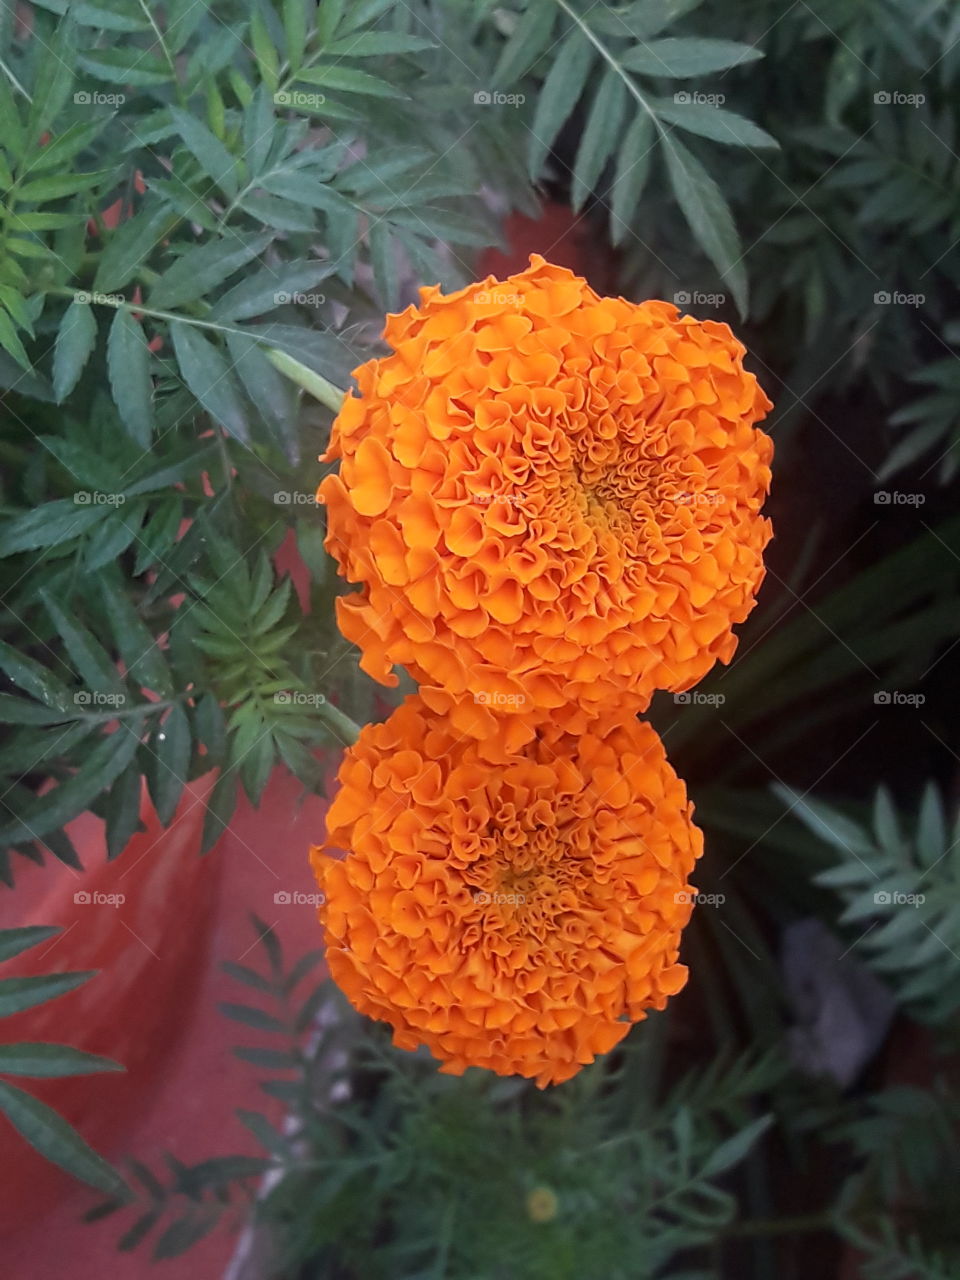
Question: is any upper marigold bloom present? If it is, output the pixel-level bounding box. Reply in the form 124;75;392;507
311;696;703;1087
318;255;773;753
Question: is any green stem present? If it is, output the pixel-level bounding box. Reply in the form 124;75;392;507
265;348;347;414
720;1211;835;1239
314;699;362;747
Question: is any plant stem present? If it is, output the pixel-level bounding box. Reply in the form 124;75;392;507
265;348;347;413
720;1211;835;1239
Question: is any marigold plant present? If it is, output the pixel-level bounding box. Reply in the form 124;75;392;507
311;696;703;1086
319;255;773;751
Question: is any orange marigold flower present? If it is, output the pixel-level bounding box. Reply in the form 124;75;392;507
318;255;773;753
310;696;703;1087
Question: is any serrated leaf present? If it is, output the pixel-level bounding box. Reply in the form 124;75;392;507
201;769;236;853
170;321;250;444
153;1211;218;1260
25;118;107;172
209;260;335;322
0;498;102;556
610;111;654;243
169;106;239;198
528;28;594;177
218;1003;285;1033
150;231;273;309
283;0;309;72
17;170;109;202
662;135;748;316
105;762;143;860
106;308;154;449
0;1079;124;1194
42;592;122;696
0;727;141;845
324;31;435;56
622;37;762;78
493;0;555;84
94;203;175;293
0;307;30;370
0;1043;122;1077
654;98;779;149
149;703;191;826
78;49;170;86
52;300;97;402
0;971;94;1018
224;329;299;461
572;69;627;211
0;925;61;963
295;65;406;98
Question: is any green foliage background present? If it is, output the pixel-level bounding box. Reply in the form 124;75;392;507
0;0;959;1276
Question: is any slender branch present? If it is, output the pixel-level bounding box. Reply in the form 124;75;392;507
265;348;347;414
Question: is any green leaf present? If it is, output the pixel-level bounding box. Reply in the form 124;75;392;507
218;1003;285;1033
572;69;627;211
170;321;250;443
0;1079;124;1194
169;106;240;198
24;118;107;172
232;1046;299;1069
700;1114;773;1179
0;728;141;845
621;38;762;78
17;170;110;202
654;98;779;149
610;111;654;244
0;925;61;964
106;308;154;448
52;300;97;402
29;0;151;32
528;28;594;177
661;135;747;316
0;971;95;1018
0;643;73;712
283;0;309;72
149;231;273;309
0;498;101;556
0;1043;123;1077
153;1212;219;1260
0;307;30;370
324;31;435;56
105;762;143;861
201;770;237;853
493;0;555;84
224;330;298;461
27;14;76;136
150;703;191;825
94;204;175;293
78;49;170;85
209;260;335;322
294;65;406;98
42;592;122;696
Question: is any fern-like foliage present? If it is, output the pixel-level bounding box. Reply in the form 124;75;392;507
776;782;960;1024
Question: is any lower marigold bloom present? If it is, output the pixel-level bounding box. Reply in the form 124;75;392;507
311;696;703;1087
318;255;773;751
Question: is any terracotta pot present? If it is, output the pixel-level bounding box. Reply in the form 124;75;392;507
0;772;219;1229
